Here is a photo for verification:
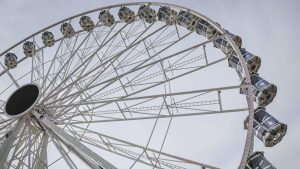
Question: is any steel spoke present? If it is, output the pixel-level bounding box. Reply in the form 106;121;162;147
0;117;26;168
43;32;218;107
33;111;117;169
66;124;219;169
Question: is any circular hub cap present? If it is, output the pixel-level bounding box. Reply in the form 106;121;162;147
4;84;40;117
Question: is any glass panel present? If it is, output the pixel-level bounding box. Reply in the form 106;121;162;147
255;79;271;91
250;74;261;84
251;155;264;167
263;117;279;128
254;109;266;123
260;159;271;168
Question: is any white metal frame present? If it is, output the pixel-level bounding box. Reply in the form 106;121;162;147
0;2;256;169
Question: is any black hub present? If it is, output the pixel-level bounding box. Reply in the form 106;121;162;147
5;84;40;116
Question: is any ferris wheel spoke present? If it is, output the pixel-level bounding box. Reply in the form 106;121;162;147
3;120;28;168
46;53;230;122
40;22;126;103
128;92;172;168
40;39;65;97
54;54;228;120
71;26;176;102
42;23;167;105
45;32;103;104
118;31;179;74
11;131;41;169
68;26;115;75
43;29;193;107
52;24;170;107
55;22;158;97
8;129;41;169
75;29;216;104
43;36;90;100
0;117;26;168
0;115;16;125
33;111;118;169
64;125;162;168
55;84;241;123
0;118;20;141
32;133;49;169
124;33;224;73
42;24;142;119
0;120;18;138
49;85;239;108
31;49;45;86
60;107;248;125
27;116;33;169
46;36;80;95
46;37;96;108
9;143;30;169
44;126;99;169
48;134;79;169
61;23;148;96
31;39;45;86
117;29;178;71
40;21;104;100
50;32;127;104
49;20;148;101
122;20;145;42
0;62;20;88
58;89;247;124
65;124;219;169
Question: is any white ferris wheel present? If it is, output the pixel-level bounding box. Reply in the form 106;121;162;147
0;2;287;169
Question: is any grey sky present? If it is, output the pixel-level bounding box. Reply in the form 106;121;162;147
0;0;299;168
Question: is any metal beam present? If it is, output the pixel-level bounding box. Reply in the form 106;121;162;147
46;85;240;108
68;125;220;169
33;111;117;169
33;133;48;169
60;108;248;125
0;117;25;168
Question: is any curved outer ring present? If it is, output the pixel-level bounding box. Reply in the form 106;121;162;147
0;2;255;168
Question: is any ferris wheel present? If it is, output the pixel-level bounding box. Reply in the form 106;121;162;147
0;2;287;169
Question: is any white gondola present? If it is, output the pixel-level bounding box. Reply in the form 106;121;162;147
245;152;276;169
213;30;242;55
196;19;216;39
99;10;115;27
158;6;177;25
23;41;36;57
240;73;277;107
42;31;55;47
4;53;17;69
138;5;156;23
118;7;135;23
244;107;287;147
177;10;199;31
79;16;94;32
60;23;75;38
228;48;261;73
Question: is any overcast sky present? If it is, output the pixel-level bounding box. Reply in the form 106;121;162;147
0;0;299;168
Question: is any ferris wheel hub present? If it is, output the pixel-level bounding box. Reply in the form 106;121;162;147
4;83;40;117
